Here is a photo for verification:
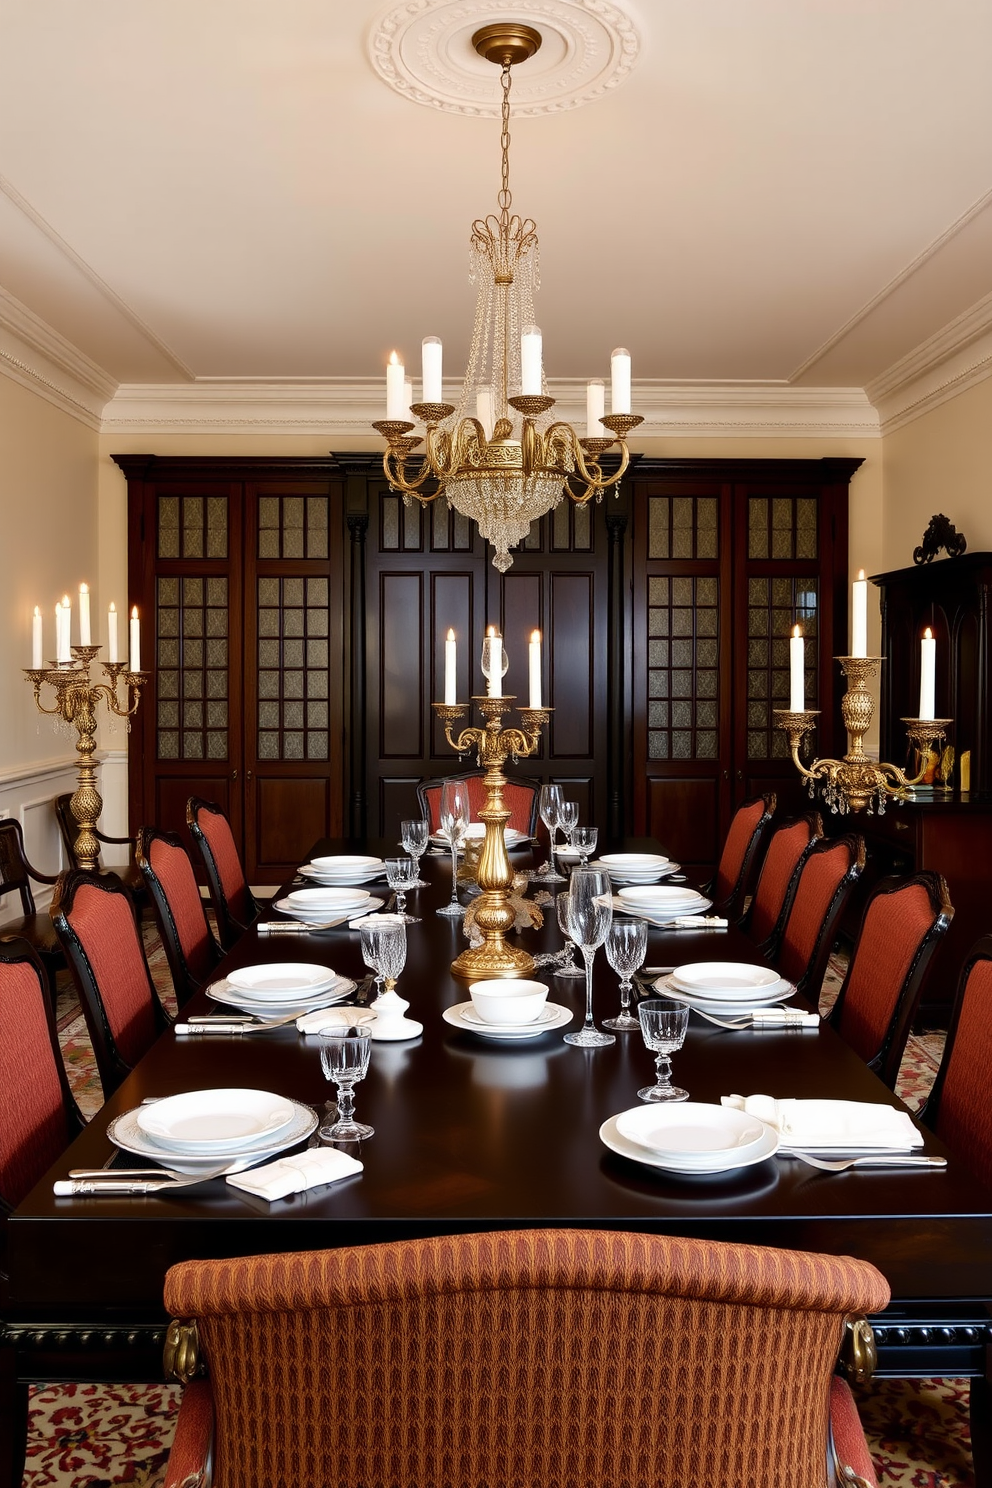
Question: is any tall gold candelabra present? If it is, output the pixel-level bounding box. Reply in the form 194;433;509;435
24;647;148;871
775;655;952;815
434;695;551;979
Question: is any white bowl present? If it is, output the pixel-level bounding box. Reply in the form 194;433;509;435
468;979;549;1025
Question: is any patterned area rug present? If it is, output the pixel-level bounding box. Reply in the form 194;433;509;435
21;942;974;1486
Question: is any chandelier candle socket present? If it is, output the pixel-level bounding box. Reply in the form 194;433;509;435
372;23;642;573
789;626;804;712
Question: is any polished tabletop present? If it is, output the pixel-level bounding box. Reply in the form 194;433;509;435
9;839;992;1328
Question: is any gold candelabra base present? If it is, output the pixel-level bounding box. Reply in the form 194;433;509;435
776;656;952;815
433;695;551;979
24;647;147;871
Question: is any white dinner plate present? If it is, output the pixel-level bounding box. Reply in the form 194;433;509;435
460;1003;559;1034
670;962;782;995
430;826;528;847
137;1088;296;1153
598;853;671;871
226;963;339;998
309;854;383;874
108;1100;318;1172
298;864;386;886
272;896;383;924
285;887;371;912
442;1001;573;1040
206;975;356;1018
617;886;708;909
655;980;796;1016
590;860;682;884
622;898;714;925
615;1103;766;1160
599;1111;779;1174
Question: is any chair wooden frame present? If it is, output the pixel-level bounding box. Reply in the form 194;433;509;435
136;827;222;1008
0;819;64;994
51;870;172;1098
416;769;541;837
186;798;259;953
828;871;954;1090
53;793;148;913
773;834;866;1003
704;792;776;920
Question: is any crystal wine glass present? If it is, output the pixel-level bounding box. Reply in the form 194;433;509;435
637;998;690;1102
563;868;614;1047
318;1032;373;1142
400;818;429;888
573;825;598;866
557;800;579;853
602;919;648;1031
359;916;390;1000
535;784;566;883
385;856;420;922
553;891;586;979
437;778;470;918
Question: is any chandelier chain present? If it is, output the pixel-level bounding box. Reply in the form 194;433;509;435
498;63;512;220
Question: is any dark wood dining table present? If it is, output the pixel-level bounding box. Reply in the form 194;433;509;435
7;839;992;1430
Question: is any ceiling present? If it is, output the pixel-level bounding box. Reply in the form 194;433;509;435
2;0;992;395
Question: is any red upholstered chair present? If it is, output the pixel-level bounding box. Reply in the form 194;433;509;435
51;870;172;1098
0;818;65;995
828;872;953;1091
921;934;992;1187
416;770;540;838
136;827;222;1007
704;793;776;920
773;835;866;1003
186;798;259;952
0;936;85;1487
161;1229;888;1488
741;811;823;951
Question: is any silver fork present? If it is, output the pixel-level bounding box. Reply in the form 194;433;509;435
54;1162;243;1195
784;1151;947;1172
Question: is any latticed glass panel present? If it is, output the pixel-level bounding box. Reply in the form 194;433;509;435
746;576;819;759
647;495;720;561
645;575;720;760
156;575;228;760
257;494;328;560
550;499;593;552
158;493;228;560
256;576;331;762
748;495;819;562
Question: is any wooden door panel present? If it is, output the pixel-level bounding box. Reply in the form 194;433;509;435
549;572;595;759
379;572;425;758
154;774;234;845
646;776;719;874
430;571;478;755
254;776;331;873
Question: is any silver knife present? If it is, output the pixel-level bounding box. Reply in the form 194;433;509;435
53;1168;231;1195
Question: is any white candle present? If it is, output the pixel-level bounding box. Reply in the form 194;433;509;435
520;325;543;396
789;625;805;712
611;347;631;414
919;627;936;721
485;625;503;698
60;595;71;661
476;386;494;441
78;582;91;645
422;337;443;404
32;606;42;668
852;568;867;658
129;606;141;673
586;379;605;438
54;603;63;663
444;627;457;706
528;629;542;709
107;602;118;662
386;351;406;420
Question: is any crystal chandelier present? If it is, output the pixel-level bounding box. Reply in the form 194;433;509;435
372;22;642;572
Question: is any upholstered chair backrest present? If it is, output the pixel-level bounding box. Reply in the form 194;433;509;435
416;772;540;838
922;938;992;1191
186;798;255;951
138;828;220;1005
711;794;775;918
775;835;865;1000
746;812;822;946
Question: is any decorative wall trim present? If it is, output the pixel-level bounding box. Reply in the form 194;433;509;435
0;753;79;789
0;285;114;430
867;299;992;436
102;378;880;439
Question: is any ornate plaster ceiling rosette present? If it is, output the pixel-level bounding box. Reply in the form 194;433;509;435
367;0;642;116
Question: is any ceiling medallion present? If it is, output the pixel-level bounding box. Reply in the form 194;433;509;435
367;0;641;117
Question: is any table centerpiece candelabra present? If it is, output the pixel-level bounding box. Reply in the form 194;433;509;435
24;620;148;871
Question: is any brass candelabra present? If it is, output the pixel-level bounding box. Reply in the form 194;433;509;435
776;655;952;815
24;647;148;871
433;695;551;979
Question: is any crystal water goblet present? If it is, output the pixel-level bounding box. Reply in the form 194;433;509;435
437;779;469;918
318;1032;373;1141
359;916;389;1000
535;784;566;883
385;856;420;922
400;818;429;888
558;800;579;852
552;892;586;978
602;920;648;1031
573;825;598;866
637;998;690;1101
563;868;614;1047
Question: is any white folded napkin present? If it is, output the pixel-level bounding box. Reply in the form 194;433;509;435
721;1094;923;1149
296;1007;376;1035
226;1147;362;1200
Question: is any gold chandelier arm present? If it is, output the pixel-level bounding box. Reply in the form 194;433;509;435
381;446;439;498
444;725;486;756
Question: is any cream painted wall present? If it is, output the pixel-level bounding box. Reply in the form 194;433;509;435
882;377;992;568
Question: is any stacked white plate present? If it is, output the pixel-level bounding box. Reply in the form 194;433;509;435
272;887;378;923
299;854;385;885
655;961;795;1016
600;1103;779;1174
107;1088;319;1173
207;964;356;1018
593;852;674;884
442;1001;573;1041
615;886;712;922
431;825;528;849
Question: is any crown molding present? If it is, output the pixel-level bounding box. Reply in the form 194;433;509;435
0;285;117;429
102;378;879;439
866;292;992;435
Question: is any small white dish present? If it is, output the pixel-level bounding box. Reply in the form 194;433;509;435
615;1103;765;1160
460;1002;559;1033
136;1088;296;1152
442;1002;572;1040
468;978;549;1025
671;962;781;995
599;1111;779;1174
108;1101;318;1172
226;963;338;997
